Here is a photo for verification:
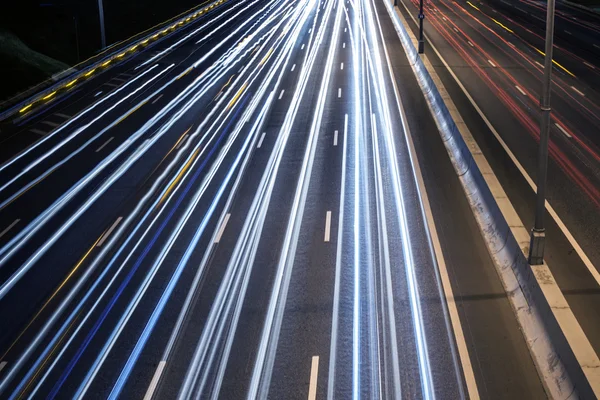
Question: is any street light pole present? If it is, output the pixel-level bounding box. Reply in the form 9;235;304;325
418;0;425;53
529;0;556;265
98;0;106;49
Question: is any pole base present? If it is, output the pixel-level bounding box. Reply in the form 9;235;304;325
418;40;425;54
528;229;546;265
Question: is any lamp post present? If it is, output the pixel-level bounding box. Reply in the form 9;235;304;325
98;0;106;49
529;0;556;265
418;0;425;53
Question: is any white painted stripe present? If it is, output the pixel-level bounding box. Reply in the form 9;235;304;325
453;27;459;33
30;129;47;136
95;91;103;97
343;42;346;48
515;85;526;95
257;132;267;148
97;217;123;247
535;61;544;68
152;94;163;104
308;356;319;400
571;86;585;96
340;62;344;70
0;361;6;373
333;130;338;146
508;42;515;47
291;64;296;71
468;40;474;47
279;90;285;100
555;123;572;138
143;360;166;400
443;16;447;21
214;213;231;243
565;30;572;35
338;88;342;98
301;43;305;50
584;62;595;69
309;28;312;33
594;44;600;50
55;113;71;119
324;211;332;242
41;121;59;127
344;27;347;32
488;59;496;67
105;82;120;87
0;219;20;240
175;134;189;150
95;137;114;152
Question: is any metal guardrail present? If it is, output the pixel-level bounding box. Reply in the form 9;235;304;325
0;0;226;123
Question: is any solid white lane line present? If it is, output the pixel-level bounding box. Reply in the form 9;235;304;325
0;219;20;240
143;360;166;400
41;121;59;127
333;130;338;146
324;211;332;242
292;64;296;71
301;43;305;50
95;137;114;152
584;62;595;69
151;94;163;104
468;40;474;47
279;89;285;100
97;217;123;247
30;129;47;136
488;59;496;67
555;123;572;138
338;88;342;98
515;85;526;95
175;134;189;150
571;86;585;96
308;356;319;400
257;132;267;148
340;62;344;70
0;361;6;373
55;113;71;119
214;213;231;244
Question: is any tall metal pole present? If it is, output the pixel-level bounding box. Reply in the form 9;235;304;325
418;0;425;53
529;0;556;265
98;0;106;49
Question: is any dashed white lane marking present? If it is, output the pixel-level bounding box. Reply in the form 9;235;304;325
0;219;20;240
97;217;123;247
0;361;7;373
338;88;342;98
55;113;71;119
343;42;346;48
257;132;267;148
41;121;59;127
105;82;120;88
340;62;344;70
151;94;163;104
535;61;544;68
555;123;572;138
565;30;572;35
344;27;347;32
95;137;114;152
279;90;285;100
143;360;166;400
324;211;332;242
215;213;231;243
308;356;319;400
175;134;189;150
584;62;595;69
30;129;47;136
291;64;296;71
443;16;447;21
453;27;459;33
301;43;305;50
94;91;103;97
309;28;312;33
333;130;338;146
468;40;474;47
515;85;526;95
488;59;496;67
571;86;585;97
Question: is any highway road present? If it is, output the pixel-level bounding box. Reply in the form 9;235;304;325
0;0;549;398
396;0;600;363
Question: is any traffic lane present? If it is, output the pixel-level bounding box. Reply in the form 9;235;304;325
399;0;600;271
383;1;548;396
401;0;600;365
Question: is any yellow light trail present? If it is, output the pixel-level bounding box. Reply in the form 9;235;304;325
534;48;576;77
491;18;514;33
467;1;480;10
19;104;32;113
227;83;248;110
114;99;148;125
158;146;200;205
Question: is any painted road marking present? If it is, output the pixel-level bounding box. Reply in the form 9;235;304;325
324;211;332;242
308;356;319;400
292;64;296;71
97;217;123;247
488;59;496;67
535;61;544;68
279;90;285;100
95;137;114;152
343;42;346;48
215;213;231;243
41;121;59;127
555;123;572;138
584;62;595;69
30;129;47;136
571;86;585;97
515;86;526;95
0;361;6;373
453;27;459;33
0;219;20;240
175;134;189;150
334;130;338;146
55;113;71;119
257;132;267;148
152;94;163;104
340;62;344;70
301;43;305;50
105;82;120;87
143;361;166;400
345;27;347;32
95;91;103;97
338;88;342;98
468;40;474;47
